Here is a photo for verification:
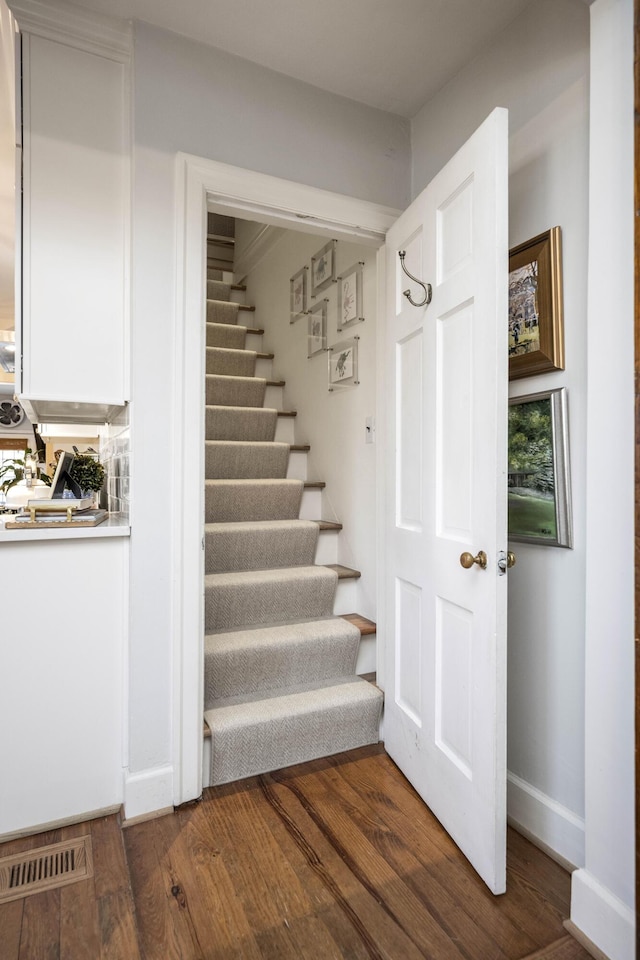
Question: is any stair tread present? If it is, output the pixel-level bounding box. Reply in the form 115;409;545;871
290;444;310;452
342;612;376;635
277;410;297;418
257;352;274;360
207;675;382;715
325;564;361;580
267;379;286;387
316;520;343;531
239;304;255;312
203;673;381;739
246;327;265;336
304;480;325;489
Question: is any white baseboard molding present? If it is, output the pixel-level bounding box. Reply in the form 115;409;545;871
124;764;174;821
570;869;636;960
0;804;122;844
507;770;585;869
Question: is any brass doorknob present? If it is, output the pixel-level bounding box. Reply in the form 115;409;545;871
460;550;487;570
497;550;516;573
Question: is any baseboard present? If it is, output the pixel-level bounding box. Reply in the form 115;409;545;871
570;869;636;960
0;805;122;844
507;771;585;868
564;920;615;960
123;764;174;821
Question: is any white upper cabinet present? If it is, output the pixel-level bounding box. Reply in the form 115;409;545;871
16;3;130;422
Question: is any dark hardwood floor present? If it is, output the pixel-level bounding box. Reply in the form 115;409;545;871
0;744;593;960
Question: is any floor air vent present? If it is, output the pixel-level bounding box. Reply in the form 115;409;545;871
0;837;93;903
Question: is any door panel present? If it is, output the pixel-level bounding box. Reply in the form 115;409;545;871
383;108;508;894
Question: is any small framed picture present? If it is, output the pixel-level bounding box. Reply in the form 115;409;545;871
290;265;308;323
311;239;337;297
337;261;364;332
328;337;359;391
509;227;564;380
508;387;572;547
307;299;328;357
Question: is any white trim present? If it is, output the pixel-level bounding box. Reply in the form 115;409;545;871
9;0;132;60
172;152;399;805
571;869;636;960
507;771;585;869
124;764;174;821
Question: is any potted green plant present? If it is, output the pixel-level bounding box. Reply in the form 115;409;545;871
69;453;105;499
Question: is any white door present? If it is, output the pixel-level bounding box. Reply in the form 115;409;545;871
382;108;509;894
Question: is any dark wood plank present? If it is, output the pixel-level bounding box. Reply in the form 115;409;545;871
260;769;467;960
197;780;349;959
59;822;100;960
0;900;24;959
89;817;141;960
270;753;521;960
635;1;640;951
18;889;60;960
123;818;205;960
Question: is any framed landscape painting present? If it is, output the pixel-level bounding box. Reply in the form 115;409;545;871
508;227;564;380
508;387;572;547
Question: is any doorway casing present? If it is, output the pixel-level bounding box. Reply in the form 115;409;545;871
172;152;400;805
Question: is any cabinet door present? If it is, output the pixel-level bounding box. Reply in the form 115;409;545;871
21;34;128;416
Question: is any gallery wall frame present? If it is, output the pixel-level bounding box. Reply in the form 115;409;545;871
311;239;337;297
508;227;564;380
508;386;572;548
328;336;359;391
290;265;308;323
307;299;328;357
337;260;364;332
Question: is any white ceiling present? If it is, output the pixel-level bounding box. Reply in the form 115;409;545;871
65;0;536;118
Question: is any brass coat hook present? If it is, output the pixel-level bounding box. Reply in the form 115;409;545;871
398;251;432;308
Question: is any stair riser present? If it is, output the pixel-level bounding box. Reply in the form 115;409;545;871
205;573;337;631
207;349;256;378
206;407;277;443
315;529;339;565
205;522;319;574
206;377;266;408
204;634;358;706
245;332;263;352
255;357;273;379
286;450;307;481
264;384;283;409
205;443;289;480
205;481;303;523
299;487;323;519
205;691;382;786
274;417;295;444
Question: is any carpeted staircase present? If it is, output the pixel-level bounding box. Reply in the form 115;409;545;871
202;270;383;786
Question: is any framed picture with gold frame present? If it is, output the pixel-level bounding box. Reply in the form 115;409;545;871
508;227;564;380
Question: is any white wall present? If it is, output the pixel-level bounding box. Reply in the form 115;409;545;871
412;0;590;867
126;22;411;814
238;223;378;619
570;2;635;957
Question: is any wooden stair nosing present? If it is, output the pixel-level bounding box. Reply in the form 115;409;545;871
277;410;297;418
267;379;286;387
325;563;361;580
256;352;275;360
290;444;311;452
304;480;325;489
341;612;376;635
316;520;343;531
